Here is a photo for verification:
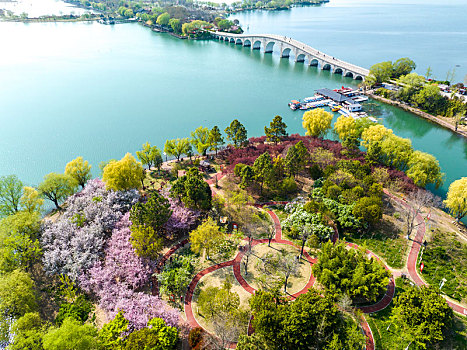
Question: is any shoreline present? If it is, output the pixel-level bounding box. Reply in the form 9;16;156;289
366;92;467;140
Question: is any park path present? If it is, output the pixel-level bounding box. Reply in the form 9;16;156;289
385;190;467;317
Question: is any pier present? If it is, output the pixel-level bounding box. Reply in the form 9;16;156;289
214;32;369;80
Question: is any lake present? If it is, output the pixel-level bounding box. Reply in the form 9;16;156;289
0;0;465;203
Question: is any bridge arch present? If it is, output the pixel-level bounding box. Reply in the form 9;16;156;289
322;63;333;71
243;39;251;47
355;75;363;80
224;37;230;42
252;40;261;50
345;72;354;79
229;37;235;43
235;38;243;45
265;41;275;53
296;53;306;63
334;67;344;75
281;47;292;58
309;58;319;67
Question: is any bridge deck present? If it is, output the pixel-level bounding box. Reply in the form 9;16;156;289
215;32;369;78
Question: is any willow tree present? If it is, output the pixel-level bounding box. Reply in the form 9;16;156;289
190;126;211;156
65;156;92;188
302;108;333;138
407;151;444;188
444;177;467;222
102;153;143;191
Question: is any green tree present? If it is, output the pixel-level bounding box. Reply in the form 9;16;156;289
0;213;42;273
302;108;333;138
352;196;383;228
20;186;44;213
369;61;393;84
124;318;178;350
390;286;453;348
64;157;92;189
102;153;143;191
239;165;254;189
9;312;44;350
225;119;248;148
0;269;38;342
392;57;416;78
190;126;212;156
208;125;224;156
396;72;425;88
189;217;223;260
0;175;23;217
156;12;170;26
170;167;212;210
130;191;172;229
55;295;93;326
38;173;78;209
217;19;234;31
168;18;181;33
43;317;99;350
407;151;444;188
198;280;240;320
130;224;163;260
411;84;446;114
333;115;357;142
361;124;393;149
164;138;191;162
99;311;129;350
253;152;273;194
312;241;390;302
264;115;287;144
136;142;163;172
284;141;308;178
380;134;413;170
444;177;467;222
249;289;364;350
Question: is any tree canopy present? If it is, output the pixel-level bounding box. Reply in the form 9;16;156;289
0;175;23;217
190;126;211;156
170;167;211;210
209;125;224;155
156;12;170;26
444;177;467;221
38;173;78;209
225;119;248;148
247;289;365;350
102;153;144;191
189;217;223;260
164;138;191;162
302;108;333;138
65;156;92;188
407;150;444;188
312;241;390;302
264;115;287;144
136;142;163;171
390;286;453;348
42;317;99;350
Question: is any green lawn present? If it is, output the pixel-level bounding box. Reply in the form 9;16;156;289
346;219;409;269
417;229;467;302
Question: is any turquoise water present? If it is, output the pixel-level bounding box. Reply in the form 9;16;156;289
0;0;466;203
233;0;467;82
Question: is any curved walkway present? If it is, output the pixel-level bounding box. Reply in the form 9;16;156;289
385;190;467;316
182;206;385;349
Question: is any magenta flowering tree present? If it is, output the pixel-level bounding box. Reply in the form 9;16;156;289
41;179;140;280
80;213;179;329
160;185;201;235
165;198;200;234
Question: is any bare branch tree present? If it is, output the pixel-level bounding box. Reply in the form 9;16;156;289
403;189;441;239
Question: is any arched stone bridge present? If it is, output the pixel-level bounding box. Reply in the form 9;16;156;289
214;32;369;80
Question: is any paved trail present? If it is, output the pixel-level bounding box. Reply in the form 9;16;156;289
155;174;466;350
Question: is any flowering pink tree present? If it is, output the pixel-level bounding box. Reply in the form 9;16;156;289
41;179;140;279
80;213;179;329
